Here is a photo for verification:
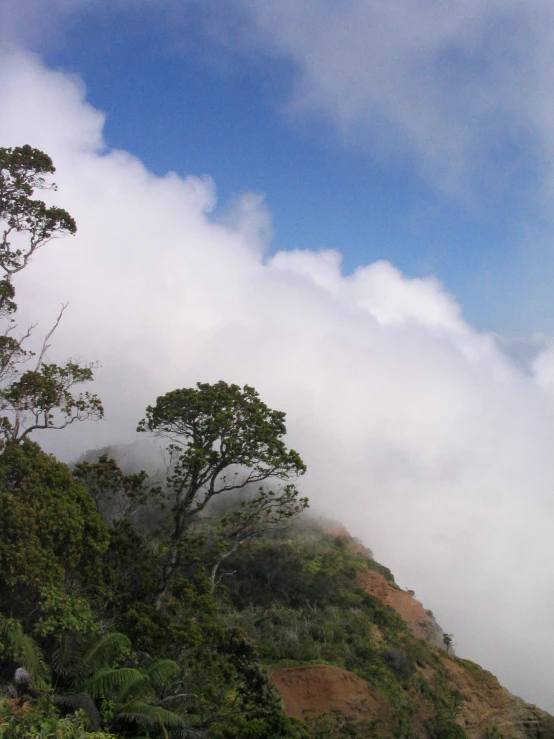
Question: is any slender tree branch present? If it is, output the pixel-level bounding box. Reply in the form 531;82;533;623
35;303;68;370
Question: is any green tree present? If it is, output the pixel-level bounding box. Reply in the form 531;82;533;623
0;145;102;447
137;381;307;595
442;633;454;654
73;454;157;529
0;144;76;318
0;440;109;631
208;485;308;592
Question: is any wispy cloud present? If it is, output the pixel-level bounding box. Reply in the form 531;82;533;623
215;1;554;204
5;1;554;206
2;51;554;710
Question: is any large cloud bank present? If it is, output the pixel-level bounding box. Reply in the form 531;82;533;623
2;51;554;711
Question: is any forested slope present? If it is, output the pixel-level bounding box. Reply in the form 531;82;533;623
3;479;553;738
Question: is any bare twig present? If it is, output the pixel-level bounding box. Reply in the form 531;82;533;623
35;303;68;370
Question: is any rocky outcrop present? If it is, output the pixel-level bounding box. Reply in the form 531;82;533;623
442;658;554;739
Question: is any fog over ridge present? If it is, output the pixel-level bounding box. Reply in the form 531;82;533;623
2;51;554;712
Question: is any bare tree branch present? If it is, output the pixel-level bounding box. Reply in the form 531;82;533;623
34;303;67;370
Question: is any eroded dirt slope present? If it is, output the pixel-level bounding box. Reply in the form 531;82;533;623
357;569;445;648
269;664;395;737
270;659;554;738
269;520;554;738
443;658;554;738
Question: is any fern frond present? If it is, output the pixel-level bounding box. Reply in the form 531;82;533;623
119;701;185;729
144;659;180;690
0;614;50;689
117;673;150;703
83;667;143;699
157;693;198;707
80;631;131;673
52;631;80;678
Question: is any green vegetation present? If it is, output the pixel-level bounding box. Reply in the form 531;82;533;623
0;145;102;448
0;441;108;633
0;146;528;738
137;381;308;597
0;697;118;738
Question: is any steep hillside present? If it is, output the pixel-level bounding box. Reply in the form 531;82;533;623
270;658;554;739
218;519;554;738
2;443;552;738
356;569;444;649
262;525;554;739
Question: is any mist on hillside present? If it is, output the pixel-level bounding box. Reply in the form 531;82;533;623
2;51;554;711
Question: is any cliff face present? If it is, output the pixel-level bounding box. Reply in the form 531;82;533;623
266;524;554;739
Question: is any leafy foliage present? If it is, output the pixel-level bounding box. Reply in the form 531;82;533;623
59;637;186;736
0;697;117;738
0;440;108;630
74;455;158;529
0;615;50;689
138;381;307;594
138;382;306;499
0;145;75;306
1;360;103;444
207;484;309;592
0;145;102;447
220;534;414;692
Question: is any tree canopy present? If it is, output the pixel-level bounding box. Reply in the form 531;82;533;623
0;144;76;281
0;145;102;447
138;381;307;592
138;381;305;512
0;440;108;631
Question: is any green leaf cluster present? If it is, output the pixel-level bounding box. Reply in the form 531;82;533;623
0;696;117;738
0;145;102;447
0;441;108;630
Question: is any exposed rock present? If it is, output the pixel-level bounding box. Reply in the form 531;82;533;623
442;657;554;738
357;569;445;649
269;664;395;736
270;658;554;738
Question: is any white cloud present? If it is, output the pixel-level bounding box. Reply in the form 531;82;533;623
2;51;554;712
216;192;274;254
230;0;554;200
6;0;554;200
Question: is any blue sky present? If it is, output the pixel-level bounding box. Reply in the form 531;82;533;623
19;0;552;335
